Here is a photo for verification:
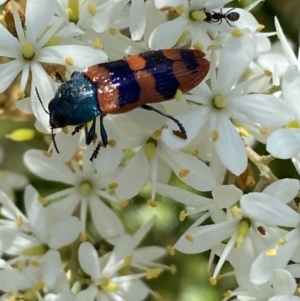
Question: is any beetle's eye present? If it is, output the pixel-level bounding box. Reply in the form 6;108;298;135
50;113;66;128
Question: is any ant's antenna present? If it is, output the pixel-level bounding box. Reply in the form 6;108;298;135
35;87;49;114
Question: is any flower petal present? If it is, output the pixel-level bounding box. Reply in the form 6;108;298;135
241;193;300;227
267;129;300;159
263;179;300;204
216;31;256;94
79;242;100;279
175;219;239;254
38;46;108;69
213;113;247;176
148;16;188;49
158;143;216;191
250;228;300;284
130;0;146;40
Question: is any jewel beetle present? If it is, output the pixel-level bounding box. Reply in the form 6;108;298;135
40;49;210;161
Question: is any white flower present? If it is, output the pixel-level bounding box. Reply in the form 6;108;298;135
77;239;151;301
111;106;216;201
267;66;300;159
149;0;258;49
0;250;72;300
24;149;125;240
162;32;293;175
0;186;80;259
56;0;126;34
240;179;300;284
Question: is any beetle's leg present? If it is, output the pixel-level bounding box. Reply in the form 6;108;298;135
99;114;108;147
141;104;187;139
90;115;108;161
86;119;97;145
72;125;84;136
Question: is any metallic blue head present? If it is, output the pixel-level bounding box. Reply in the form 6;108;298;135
49;72;101;128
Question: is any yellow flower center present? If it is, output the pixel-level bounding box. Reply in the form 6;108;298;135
22;244;49;256
189;9;207;21
145;138;157;161
79;180;93;195
21;41;35;60
68;0;80;23
213;95;228;109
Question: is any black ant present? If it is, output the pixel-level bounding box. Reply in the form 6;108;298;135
204;8;240;27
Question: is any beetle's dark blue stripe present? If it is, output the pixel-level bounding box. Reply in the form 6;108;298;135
180;50;199;73
102;60;141;107
140;51;179;100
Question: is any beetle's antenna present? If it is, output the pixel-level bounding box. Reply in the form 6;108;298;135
51;128;60;154
35;87;49;115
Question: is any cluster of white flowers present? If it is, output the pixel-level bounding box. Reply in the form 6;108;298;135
0;0;300;300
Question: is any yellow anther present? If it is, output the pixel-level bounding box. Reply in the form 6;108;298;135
192;149;200;157
193;42;203;51
175;89;182;101
260;127;269;135
33;281;45;291
257;24;265;31
88;2;97;16
189;10;206;21
231;205;240;217
146;268;163;279
211;130;219;142
178;169;189;177
278;237;286;245
124;255;133;266
152;129;162;139
147;199;158;207
166;245;175;256
238;127;250;137
42;150;52;157
209;277;217;285
231;29;244;37
16;216;23;227
80;232;87;242
170;264;177;274
31;260;40;267
108;182;118;190
62;126;68;134
174;5;185;14
38;196;47;205
65;56;74;66
223;290;232;297
109;27;117;35
121;200;130;208
93;38;103;49
107;139;116;147
17;91;25;99
185;233;194;242
207;44;219;51
264;69;272;77
265;248;277;257
179;210;186;221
